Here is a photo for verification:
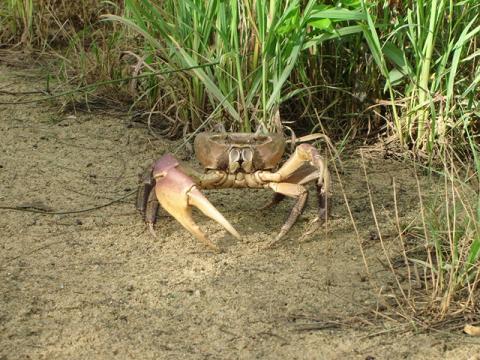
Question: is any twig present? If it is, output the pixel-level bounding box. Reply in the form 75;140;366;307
0;62;219;105
0;190;136;215
358;325;406;340
0;89;48;95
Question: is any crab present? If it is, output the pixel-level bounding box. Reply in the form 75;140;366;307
136;131;330;251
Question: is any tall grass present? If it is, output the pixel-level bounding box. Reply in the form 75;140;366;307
361;0;480;153
397;137;480;319
0;0;122;48
1;0;33;45
355;141;479;325
1;1;478;152
104;0;365;132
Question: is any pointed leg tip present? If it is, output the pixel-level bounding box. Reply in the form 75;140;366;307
259;203;273;211
263;234;284;249
147;222;158;239
263;241;277;250
207;243;222;253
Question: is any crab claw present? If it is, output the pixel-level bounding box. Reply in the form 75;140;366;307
153;154;240;251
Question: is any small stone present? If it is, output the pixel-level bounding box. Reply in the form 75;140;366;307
75;219;83;225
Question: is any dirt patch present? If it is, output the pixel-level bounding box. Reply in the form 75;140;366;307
1;64;479;359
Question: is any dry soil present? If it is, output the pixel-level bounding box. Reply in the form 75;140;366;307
1;63;479;359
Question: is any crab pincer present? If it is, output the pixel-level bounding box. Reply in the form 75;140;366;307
151;154;241;251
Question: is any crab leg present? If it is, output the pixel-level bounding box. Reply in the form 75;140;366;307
152;154;240;251
276;144;327;182
136;165;161;237
316;182;328;220
136;165;155;213
274;144;330;219
260;165;316;209
266;183;309;247
260;193;285;210
145;189;160;238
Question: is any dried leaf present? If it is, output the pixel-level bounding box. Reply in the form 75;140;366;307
464;324;480;336
286;133;327;143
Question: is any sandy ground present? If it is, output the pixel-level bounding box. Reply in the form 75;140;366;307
1;63;479;359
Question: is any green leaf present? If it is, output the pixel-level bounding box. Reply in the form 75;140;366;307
339;0;361;9
309;7;366;21
309;18;333;31
466;237;480;268
303;25;363;49
383;42;406;69
384;68;405;92
167;36;241;122
276;4;300;35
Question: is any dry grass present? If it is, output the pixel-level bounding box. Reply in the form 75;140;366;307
342;148;480;331
1;0;122;47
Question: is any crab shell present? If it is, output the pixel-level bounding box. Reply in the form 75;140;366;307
194;132;286;173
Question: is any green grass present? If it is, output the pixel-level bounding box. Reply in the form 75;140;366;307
403;144;480;318
4;1;477;156
361;0;480;154
1;0;33;45
103;0;365;132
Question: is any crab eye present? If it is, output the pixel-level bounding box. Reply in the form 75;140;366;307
229;148;241;163
241;148;253;162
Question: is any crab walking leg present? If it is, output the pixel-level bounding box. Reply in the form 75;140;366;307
136;165;155;213
276;144;327;183
266;182;309;247
261;193;286;210
316;182;328;220
295;168;329;221
144;189;160;238
261;165;318;209
274;144;330;218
